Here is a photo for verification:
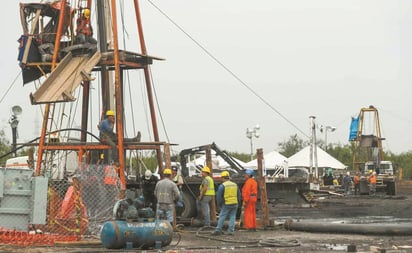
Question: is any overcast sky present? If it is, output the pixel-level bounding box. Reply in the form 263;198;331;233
1;0;412;158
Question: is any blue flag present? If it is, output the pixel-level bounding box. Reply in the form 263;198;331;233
349;116;359;141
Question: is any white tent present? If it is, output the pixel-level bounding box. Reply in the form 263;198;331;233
245;150;288;177
245;150;288;170
288;145;347;170
193;155;246;169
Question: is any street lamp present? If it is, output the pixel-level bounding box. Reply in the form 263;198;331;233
9;105;22;157
246;124;260;161
320;125;336;151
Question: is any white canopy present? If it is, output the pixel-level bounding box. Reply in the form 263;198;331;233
288;145;347;170
193;155;247;170
245;150;288;170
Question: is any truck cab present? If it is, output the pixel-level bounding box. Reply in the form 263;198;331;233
364;161;394;175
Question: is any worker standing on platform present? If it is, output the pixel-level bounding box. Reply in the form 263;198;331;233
242;169;258;231
197;166;215;227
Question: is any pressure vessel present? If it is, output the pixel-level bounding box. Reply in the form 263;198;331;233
100;220;173;249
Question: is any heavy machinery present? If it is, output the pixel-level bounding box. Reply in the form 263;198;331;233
350;105;396;195
177;142;245;218
177;143;311;219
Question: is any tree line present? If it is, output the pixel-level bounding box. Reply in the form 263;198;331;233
1;130;411;179
231;134;412;180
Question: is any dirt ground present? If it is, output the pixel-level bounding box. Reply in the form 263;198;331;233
2;192;412;253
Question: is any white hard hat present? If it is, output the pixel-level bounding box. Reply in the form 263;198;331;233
145;170;152;180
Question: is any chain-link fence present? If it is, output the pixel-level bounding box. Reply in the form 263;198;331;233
0;163;127;246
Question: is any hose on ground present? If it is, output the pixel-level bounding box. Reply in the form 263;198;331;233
259;237;300;247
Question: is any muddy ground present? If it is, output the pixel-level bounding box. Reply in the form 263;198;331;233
2;192;412;252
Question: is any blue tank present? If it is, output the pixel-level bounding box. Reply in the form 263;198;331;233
100;220;173;249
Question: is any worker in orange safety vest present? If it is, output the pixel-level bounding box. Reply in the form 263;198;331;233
104;165;118;186
241;169;258;231
368;170;377;196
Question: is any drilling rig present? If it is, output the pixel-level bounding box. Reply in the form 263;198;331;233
350;105;396;195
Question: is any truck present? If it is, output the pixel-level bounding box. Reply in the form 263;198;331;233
363;160;396;195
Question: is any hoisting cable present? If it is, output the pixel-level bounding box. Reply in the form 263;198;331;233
149;68;170;142
0;70;21;104
145;0;309;139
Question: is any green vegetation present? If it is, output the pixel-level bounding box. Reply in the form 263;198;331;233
232;134;412;180
0;131;410;179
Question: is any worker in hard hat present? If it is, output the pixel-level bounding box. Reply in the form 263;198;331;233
142;170;159;212
98;110;141;163
197;166;215;227
99;110;118;163
343;171;352;195
211;171;240;236
242;169;258;231
154;168;180;223
368;170;377;196
76;8;97;44
171;167;184;216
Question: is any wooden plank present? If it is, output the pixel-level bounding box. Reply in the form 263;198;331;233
31;52;101;104
31;52;73;101
22;9;41;65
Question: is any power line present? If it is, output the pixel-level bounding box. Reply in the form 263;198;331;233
146;0;309;138
0;70;21;104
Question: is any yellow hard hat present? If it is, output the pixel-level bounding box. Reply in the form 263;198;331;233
221;171;229;178
369;170;373;174
163;168;172;175
106;110;115;116
201;166;211;174
83;9;90;18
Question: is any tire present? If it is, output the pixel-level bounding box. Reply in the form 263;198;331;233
181;192;197;218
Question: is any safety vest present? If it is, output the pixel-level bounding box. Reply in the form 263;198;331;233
76;17;92;36
200;176;215;196
353;175;360;184
104;166;117;185
369;174;376;184
222;181;238;205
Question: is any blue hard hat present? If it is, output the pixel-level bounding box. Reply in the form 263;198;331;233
245;169;254;176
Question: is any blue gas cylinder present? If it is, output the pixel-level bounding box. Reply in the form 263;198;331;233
100;220;173;249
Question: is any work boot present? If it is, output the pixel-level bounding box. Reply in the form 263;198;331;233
210;231;223;236
132;131;141;142
125;131;141;142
